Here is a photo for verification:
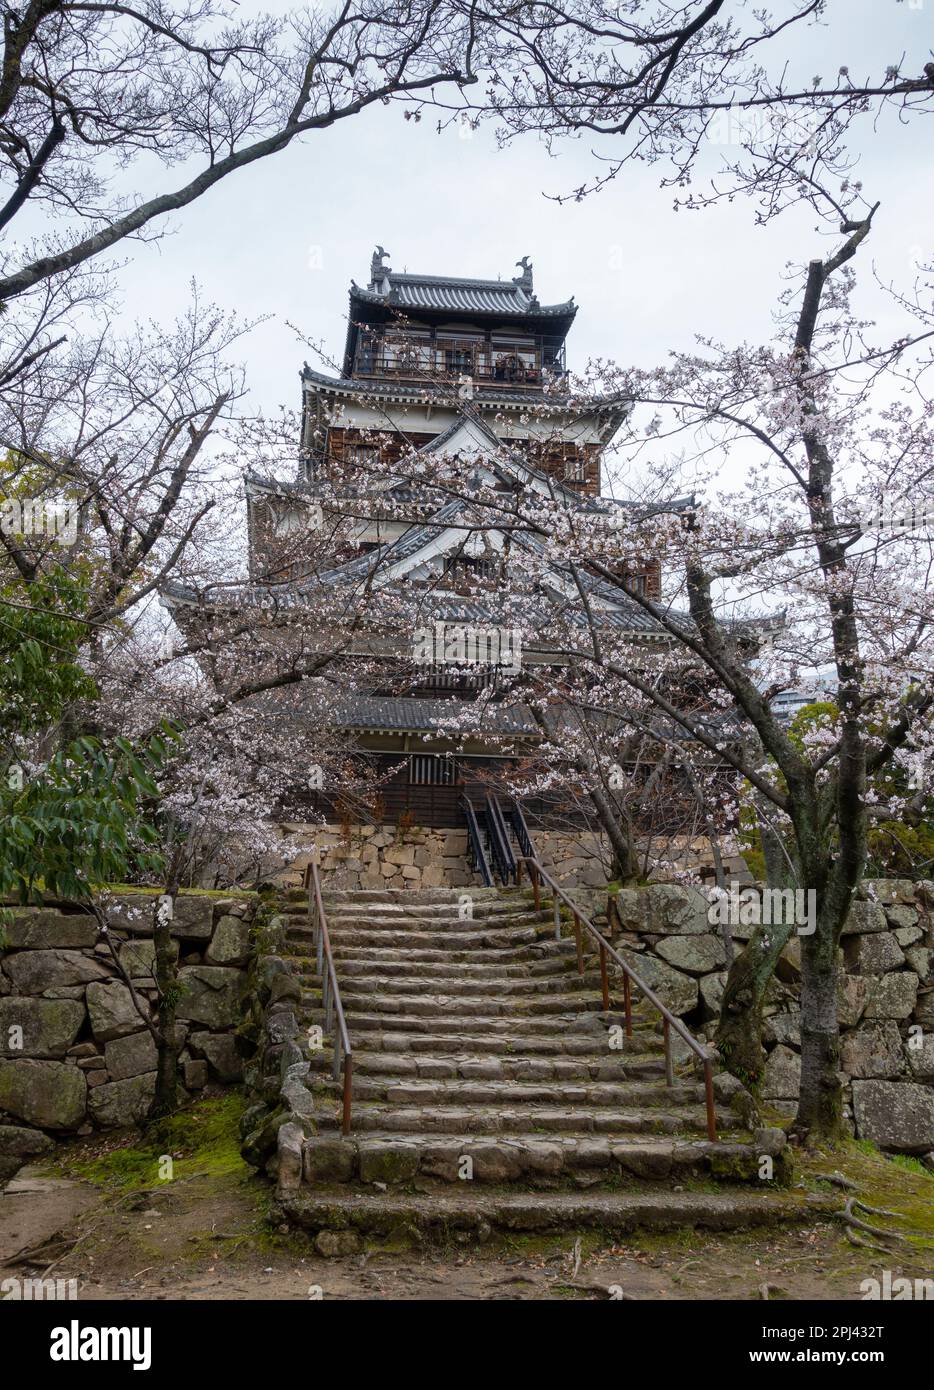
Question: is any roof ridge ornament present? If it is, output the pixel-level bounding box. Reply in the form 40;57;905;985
513;255;533;293
369;245;392;292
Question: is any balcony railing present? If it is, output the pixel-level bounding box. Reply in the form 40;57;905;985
352;330;567;389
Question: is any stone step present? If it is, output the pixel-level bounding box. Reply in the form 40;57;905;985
298;968;606;999
315;910;554;934
278;1188;832;1242
299;1133;758;1186
320;941;579;969
321;1010;658;1042
324;901;547;922
316;1102;721;1137
277;885;760;1238
288;923;562;952
306;1049;667;1082
306;1026;663;1057
312;1075;698;1110
321;988;616;1019
302;956;582;983
321;887;505;904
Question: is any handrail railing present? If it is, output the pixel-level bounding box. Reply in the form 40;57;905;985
484;793;517;885
520;855;718;1141
303;858;353;1136
460;795;494;887
506;796;537;870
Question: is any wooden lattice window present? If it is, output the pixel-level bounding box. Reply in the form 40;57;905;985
409;754;459;785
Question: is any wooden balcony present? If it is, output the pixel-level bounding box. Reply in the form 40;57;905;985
352;330;567;389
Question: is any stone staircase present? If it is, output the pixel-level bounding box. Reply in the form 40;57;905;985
275;887;832;1243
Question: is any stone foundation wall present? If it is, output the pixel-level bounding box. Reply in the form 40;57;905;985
272;822;752;893
276;824;481;891
605;878;934;1155
0;892;257;1182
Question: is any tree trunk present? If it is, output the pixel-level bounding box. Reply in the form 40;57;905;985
715;914;795;1088
793;918;844;1142
588;780;636;883
715;802;797;1088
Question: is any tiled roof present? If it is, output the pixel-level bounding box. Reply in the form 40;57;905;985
299;362;620;412
331;694;539;736
351;273;575;320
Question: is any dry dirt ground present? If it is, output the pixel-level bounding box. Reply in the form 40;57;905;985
2;1098;932;1302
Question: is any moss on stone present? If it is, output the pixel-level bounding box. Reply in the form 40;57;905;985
49;1092;249;1191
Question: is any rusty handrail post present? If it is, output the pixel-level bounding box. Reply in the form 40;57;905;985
573;912;584;975
531;862;540;911
553;896;561;941
663;1017;674;1087
324;971;333;1034
599;942;610;1011
623;973;633;1038
704;1059;717;1142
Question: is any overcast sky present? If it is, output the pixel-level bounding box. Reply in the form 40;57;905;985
100;0;930;430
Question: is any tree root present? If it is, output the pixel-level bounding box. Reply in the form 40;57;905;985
834;1196;912;1246
843;1227;893;1257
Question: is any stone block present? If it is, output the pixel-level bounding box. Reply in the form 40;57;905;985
841;1021;905;1079
654;933;727;975
905;1032;934;1081
175;966;243;1029
358;1140;419;1184
0;998;85;1058
643;883;711;935
844;931;906;975
86;980;147;1041
205;915;252;967
837;974;869;1028
764;1012;801;1049
852;1080;934;1153
863;972;919;1021
618;949;698;1016
384;845;414;867
105;893;214;940
3;950;110;995
0;1124;55;1159
3;911;97;950
904;947;932;982
304;1137;356;1183
0;1058;87;1129
885;906;919;932
698;971;727;1020
104;1030;158;1080
87;1072;156;1127
841;900;888;936
762;1044;800;1100
183;1058;208;1090
187;1031;243;1082
860;879;916;906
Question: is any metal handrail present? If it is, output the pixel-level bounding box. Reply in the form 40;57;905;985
484;793;517;885
460;795;494;887
506;796;537;867
520;855;718;1142
303;859;353;1136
